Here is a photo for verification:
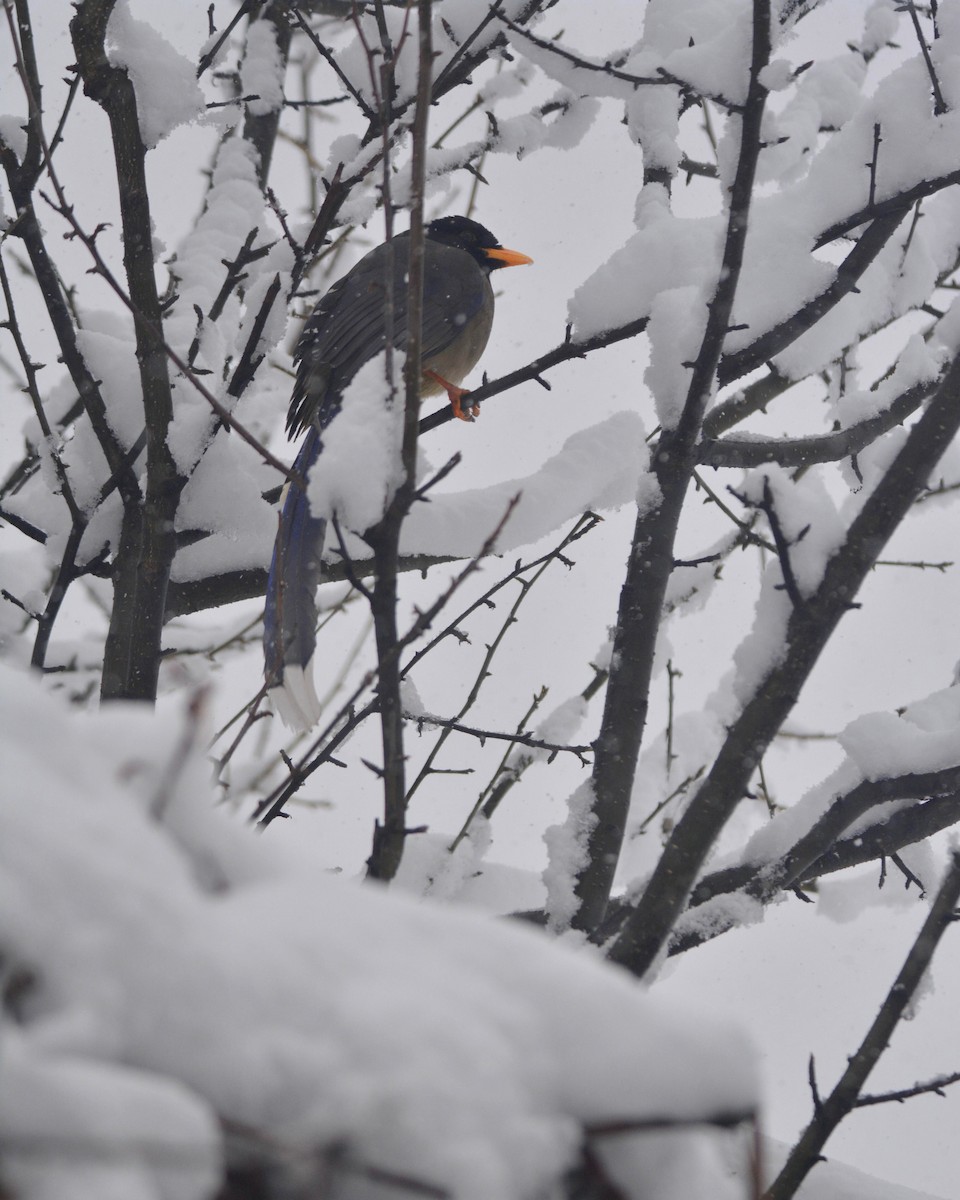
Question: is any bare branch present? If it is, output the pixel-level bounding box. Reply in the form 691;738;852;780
856;1070;960;1108
609;338;960;976
764;850;960;1200
718;210;907;389
700;375;935;468
903;0;947;116
573;0;773;936
411;711;592;762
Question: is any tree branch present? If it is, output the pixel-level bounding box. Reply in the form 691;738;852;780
764;850;960;1200
417;318;648;433
365;0;432;883
0;1;136;501
567;0;772;935
699;376;935;469
608;340;960;977
718;210;907;389
72;0;185;702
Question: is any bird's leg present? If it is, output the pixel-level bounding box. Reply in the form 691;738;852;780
423;368;480;421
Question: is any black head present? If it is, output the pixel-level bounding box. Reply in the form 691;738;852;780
426;215;532;271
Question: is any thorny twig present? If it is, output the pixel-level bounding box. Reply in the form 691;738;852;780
756;476;806;609
39;185;299;485
411;711;591;761
447;685;548;851
197;0;256;77
903;0;947;116
253;496;521;827
478;660;610;828
402;512;599;804
764;851;960;1200
856;1070;960;1108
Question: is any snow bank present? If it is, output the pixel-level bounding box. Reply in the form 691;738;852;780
0;664;756;1200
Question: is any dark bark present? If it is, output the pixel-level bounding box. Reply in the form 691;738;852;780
72;0;184;702
0;2;136;501
763;851;960;1200
608;342;960;976
365;0;433;882
241;2;293;189
699;376;934;469
717;211;907;389
568;1;772;933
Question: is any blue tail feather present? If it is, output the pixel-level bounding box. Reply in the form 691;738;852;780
263;428;327;695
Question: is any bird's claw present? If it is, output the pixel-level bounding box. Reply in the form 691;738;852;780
425;368;479;423
454;397;481;422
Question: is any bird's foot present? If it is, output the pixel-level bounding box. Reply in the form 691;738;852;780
424;369;480;422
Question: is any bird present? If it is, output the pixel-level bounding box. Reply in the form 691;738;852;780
263;215;533;730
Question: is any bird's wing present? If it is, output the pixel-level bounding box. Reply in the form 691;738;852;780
287;244;395;437
287;235;488;438
417;240;489;364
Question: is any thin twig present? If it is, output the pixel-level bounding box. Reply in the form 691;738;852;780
449;686;547;850
289;5;378;121
413;711;591;760
764;851;960;1200
254;496;521;827
904;0;947;116
38;188;299;486
856;1070;960;1108
402;513;599;804
198;0;257;77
